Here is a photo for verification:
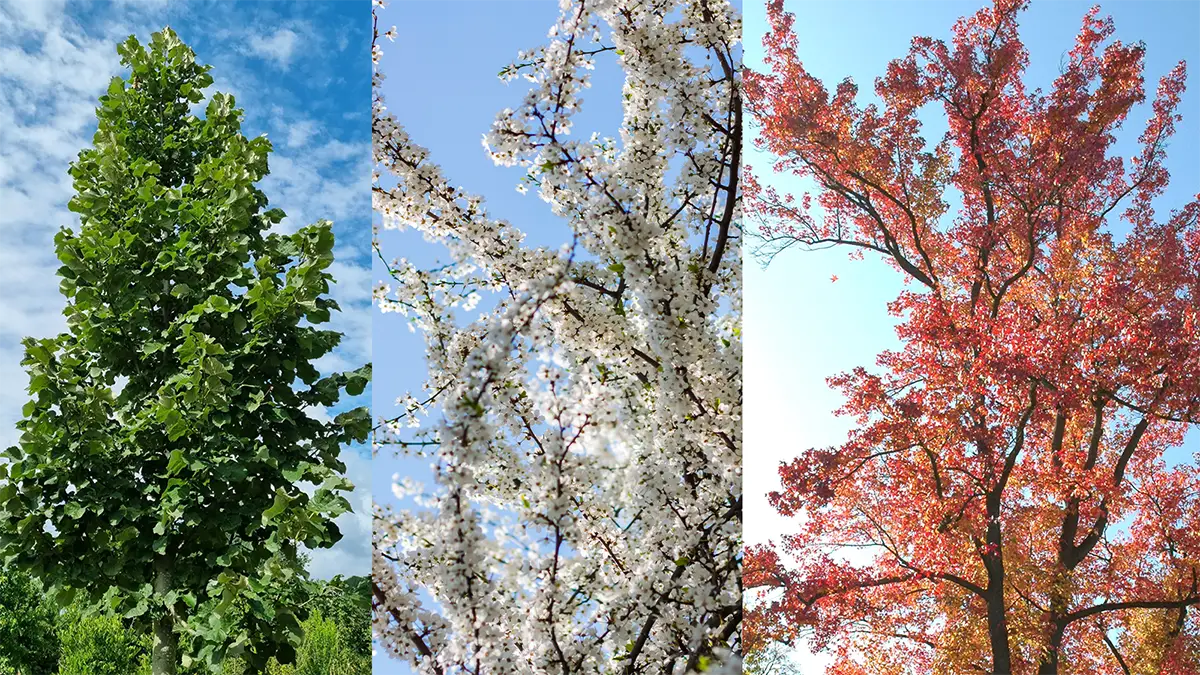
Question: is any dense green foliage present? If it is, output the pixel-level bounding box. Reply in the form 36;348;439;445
58;612;150;675
268;610;370;675
0;568;60;675
0;566;368;675
304;575;370;658
0;28;369;675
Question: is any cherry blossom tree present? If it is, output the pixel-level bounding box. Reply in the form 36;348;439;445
369;0;743;672
744;1;1200;673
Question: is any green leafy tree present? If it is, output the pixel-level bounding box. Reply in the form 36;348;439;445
0;566;59;675
0;28;370;675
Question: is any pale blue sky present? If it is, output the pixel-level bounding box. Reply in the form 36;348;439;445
0;0;373;580
371;2;626;672
371;1;595;565
744;0;1199;670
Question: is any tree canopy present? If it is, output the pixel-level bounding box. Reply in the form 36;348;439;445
745;1;1199;673
370;0;743;672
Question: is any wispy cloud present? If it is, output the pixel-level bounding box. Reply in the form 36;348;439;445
247;26;299;69
286;117;319;148
0;0;162;448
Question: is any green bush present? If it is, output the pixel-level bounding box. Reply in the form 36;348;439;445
306;576;370;659
57;612;150;675
0;567;59;675
1;569;369;675
262;611;368;675
180;611;367;675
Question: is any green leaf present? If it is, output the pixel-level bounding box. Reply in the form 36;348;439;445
262;489;291;525
282;463;307;483
142;341;167;356
206;295;232;313
55;586;78;608
166;449;187;475
124;598;149;618
344;363;372;397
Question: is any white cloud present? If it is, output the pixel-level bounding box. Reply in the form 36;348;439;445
260;140;371;235
247;27;299;70
305;448;372;580
0;0;70;35
304;404;334;424
0;2;159;448
286;118;318;148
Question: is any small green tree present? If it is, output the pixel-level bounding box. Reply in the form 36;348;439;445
58;611;150;675
269;610;369;675
0;566;59;675
306;575;370;658
0;28;369;675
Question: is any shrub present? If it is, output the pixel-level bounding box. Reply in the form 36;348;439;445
58;612;150;675
0;567;58;675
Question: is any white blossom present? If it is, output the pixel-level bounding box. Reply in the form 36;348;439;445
371;0;742;672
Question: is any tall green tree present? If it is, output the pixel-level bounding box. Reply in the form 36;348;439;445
0;28;370;675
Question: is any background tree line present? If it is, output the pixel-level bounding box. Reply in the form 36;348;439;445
0;564;369;675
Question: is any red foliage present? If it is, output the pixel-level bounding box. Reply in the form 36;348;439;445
745;1;1200;673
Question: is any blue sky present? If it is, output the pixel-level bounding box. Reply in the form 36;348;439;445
744;0;1199;670
370;2;628;672
372;0;572;460
0;0;373;580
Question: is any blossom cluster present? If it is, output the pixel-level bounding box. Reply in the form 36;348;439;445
370;0;743;673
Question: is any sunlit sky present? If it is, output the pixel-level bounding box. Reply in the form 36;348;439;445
371;1;626;671
744;0;1200;670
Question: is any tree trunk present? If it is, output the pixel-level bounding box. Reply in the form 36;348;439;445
987;590;1013;675
151;556;177;675
1036;623;1065;674
984;508;1013;675
1038;577;1071;675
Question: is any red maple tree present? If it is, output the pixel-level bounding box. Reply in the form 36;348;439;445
744;1;1200;673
